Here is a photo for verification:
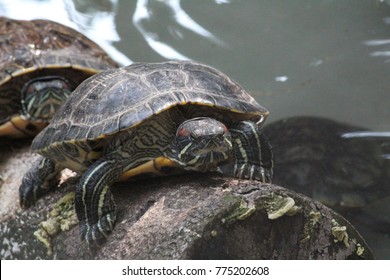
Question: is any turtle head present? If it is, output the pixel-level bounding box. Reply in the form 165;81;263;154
174;117;233;172
21;76;71;121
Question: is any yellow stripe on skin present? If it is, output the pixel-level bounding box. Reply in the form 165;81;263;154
0;116;47;138
97;185;110;220
119;157;178;181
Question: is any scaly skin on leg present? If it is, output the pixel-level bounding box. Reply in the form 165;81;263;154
76;114;175;244
19;156;62;208
75;156;124;244
228;121;273;182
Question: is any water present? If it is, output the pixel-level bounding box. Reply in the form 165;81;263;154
1;0;389;258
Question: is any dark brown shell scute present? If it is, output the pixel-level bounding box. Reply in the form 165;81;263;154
0;17;118;86
32;61;268;151
0;16;118;126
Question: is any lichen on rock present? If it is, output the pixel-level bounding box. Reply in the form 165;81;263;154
260;193;301;219
331;219;350;248
34;192;78;255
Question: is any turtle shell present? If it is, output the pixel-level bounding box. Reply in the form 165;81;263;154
32;61;269;153
0;17;118;123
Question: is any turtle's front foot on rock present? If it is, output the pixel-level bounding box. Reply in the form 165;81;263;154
222;121;273;183
234;163;273;183
19;156;61;208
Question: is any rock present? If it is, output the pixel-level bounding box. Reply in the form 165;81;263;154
263;116;390;211
263;116;390;258
0;139;39;222
0;137;373;259
0;138;373;259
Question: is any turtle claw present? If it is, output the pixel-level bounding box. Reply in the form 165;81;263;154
19;157;61;208
80;212;117;245
19;182;37;209
19;172;51;208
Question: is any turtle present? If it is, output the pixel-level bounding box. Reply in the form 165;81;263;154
0;16;118;138
19;60;273;244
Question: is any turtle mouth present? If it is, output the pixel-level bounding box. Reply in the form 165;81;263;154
182;152;229;172
177;135;233;171
194;138;232;155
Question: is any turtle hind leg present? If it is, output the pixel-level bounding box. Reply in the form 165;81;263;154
227;121;273;182
19;156;62;208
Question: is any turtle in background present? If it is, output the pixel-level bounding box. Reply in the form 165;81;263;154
19;61;273;244
263;116;389;210
0;16;118;138
263;116;390;235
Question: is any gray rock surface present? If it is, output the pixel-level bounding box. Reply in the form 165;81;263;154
0;139;373;259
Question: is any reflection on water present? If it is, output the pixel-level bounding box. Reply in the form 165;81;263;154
364;11;390;62
342;131;390;159
1;0;390;259
133;0;225;60
63;0;132;64
364;39;390;62
132;0;190;60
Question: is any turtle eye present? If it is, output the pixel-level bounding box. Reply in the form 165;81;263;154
221;123;228;133
24;84;36;95
176;127;191;137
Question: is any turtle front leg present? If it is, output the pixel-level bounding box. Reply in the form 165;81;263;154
224;121;273;182
75;156;123;244
19;156;62;208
